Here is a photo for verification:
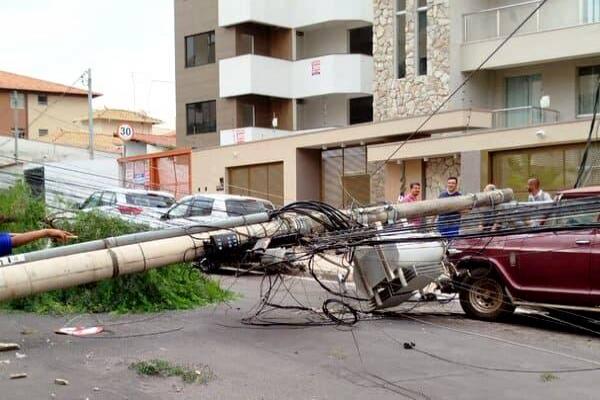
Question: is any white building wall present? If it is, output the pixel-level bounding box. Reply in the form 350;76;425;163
219;54;373;99
219;0;372;28
297;27;349;59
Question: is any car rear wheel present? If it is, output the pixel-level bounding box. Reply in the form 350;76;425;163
459;268;515;321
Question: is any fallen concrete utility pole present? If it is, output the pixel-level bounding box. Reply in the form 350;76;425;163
0;212;270;266
0;189;512;302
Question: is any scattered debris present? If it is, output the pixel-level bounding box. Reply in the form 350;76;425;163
0;359;10;365
9;373;27;379
56;326;104;336
403;342;416;350
20;328;37;335
92;387;100;392
54;378;69;386
0;343;20;352
15;352;27;359
540;373;559;383
130;359;214;384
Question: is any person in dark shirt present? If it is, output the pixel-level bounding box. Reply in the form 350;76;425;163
437;176;462;237
0;229;75;257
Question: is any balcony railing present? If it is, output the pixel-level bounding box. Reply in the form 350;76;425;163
463;0;600;42
492;106;560;129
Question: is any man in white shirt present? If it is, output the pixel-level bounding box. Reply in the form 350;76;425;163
527;177;552;202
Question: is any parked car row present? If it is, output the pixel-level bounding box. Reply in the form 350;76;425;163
75;188;274;229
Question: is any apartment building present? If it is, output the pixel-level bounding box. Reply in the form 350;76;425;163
0;70;96;141
175;0;374;150
185;0;600;206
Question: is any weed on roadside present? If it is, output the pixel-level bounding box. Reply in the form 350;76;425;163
130;359;214;384
540;373;559;383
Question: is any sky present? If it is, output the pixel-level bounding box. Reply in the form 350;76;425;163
0;0;175;129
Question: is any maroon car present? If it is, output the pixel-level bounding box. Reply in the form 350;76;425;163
449;186;600;321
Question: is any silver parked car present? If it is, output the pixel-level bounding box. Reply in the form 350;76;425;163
78;188;175;226
158;193;274;228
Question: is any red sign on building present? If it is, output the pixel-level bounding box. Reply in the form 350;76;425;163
311;60;321;76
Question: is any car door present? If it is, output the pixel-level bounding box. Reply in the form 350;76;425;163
514;229;592;306
590;227;600;306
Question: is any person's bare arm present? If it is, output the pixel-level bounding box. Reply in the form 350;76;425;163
10;229;76;248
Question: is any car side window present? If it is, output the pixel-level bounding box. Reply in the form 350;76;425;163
101;191;116;206
189;197;214;217
82;192;102;208
225;199;265;216
168;200;191;218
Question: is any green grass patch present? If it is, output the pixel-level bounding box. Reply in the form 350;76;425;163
0;183;233;314
130;359;214;384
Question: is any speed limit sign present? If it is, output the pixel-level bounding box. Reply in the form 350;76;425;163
118;124;134;141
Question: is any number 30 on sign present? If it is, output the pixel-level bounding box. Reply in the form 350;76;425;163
118;124;134;141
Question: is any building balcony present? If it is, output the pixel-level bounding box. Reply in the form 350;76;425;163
219;53;373;99
220;126;334;146
461;0;600;71
218;0;372;29
491;106;560;129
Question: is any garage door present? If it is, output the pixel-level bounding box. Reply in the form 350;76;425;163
227;162;284;207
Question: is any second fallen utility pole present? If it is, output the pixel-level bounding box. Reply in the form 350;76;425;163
86;68;95;160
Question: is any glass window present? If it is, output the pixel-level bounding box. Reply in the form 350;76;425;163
186;100;217;135
238;33;255;55
82;192;103;208
240;103;255;127
168;200;191;218
349;26;372;56
188;197;214;217
100;191;116;206
38;129;48;137
9;92;24;109
505;74;542;127
225;199;267;216
582;0;600;23
38;95;48;105
578;65;600;115
396;0;407;78
349;96;373;125
417;0;428;76
185;31;215;68
125;193;174;208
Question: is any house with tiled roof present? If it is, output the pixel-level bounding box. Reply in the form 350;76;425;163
75;107;163;136
0;70;100;141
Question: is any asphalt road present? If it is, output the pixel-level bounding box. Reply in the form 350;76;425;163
0;273;598;400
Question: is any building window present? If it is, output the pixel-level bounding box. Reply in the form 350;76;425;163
582;0;600;23
185;31;215;68
238;33;255;55
240;103;255;127
9;92;25;109
349;96;373;125
186;100;216;135
10;128;25;138
504;74;542;127
578;65;600;115
38;95;48;106
417;0;428;76
396;0;407;78
349;26;373;56
38;129;49;137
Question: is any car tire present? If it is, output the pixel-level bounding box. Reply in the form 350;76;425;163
459;268;515;321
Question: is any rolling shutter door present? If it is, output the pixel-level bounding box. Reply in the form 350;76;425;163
227;162;284;207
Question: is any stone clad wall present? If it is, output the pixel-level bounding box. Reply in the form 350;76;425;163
425;155;461;199
373;0;451;122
